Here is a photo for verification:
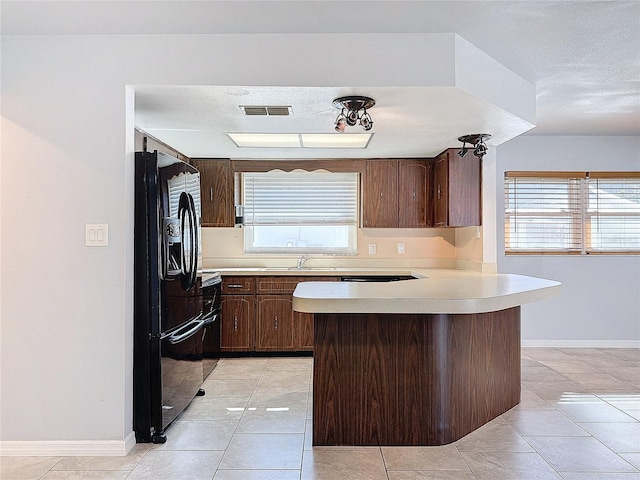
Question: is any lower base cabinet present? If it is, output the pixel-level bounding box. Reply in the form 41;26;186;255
220;275;338;353
256;295;294;351
293;311;314;350
220;295;254;352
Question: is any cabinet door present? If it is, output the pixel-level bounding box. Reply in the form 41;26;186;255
362;160;399;228
448;152;481;227
398;160;430;228
433;153;449;227
191;159;234;227
220;295;254;351
256;296;294;351
293;310;314;351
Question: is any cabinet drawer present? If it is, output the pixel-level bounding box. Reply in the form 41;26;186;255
256;276;339;294
222;276;255;294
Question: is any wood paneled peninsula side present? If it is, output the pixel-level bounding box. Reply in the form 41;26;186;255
292;269;561;446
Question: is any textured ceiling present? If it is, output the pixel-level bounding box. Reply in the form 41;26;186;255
2;1;639;158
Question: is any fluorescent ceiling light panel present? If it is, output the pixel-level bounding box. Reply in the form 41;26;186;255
301;133;373;149
227;133;300;148
226;133;373;149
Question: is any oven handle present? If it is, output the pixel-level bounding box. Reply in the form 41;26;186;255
201;304;221;325
202;312;219;325
164;317;205;344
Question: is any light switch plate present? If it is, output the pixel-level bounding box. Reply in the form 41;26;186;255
397;243;405;254
368;243;377;255
86;224;109;247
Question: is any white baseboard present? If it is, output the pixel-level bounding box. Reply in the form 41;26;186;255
0;431;136;457
522;340;640;348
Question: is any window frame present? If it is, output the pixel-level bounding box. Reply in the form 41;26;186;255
240;169;360;255
504;171;640;256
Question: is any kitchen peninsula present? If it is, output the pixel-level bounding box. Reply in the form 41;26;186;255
292;269;561;446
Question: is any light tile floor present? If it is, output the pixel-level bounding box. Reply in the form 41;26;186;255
2;348;639;480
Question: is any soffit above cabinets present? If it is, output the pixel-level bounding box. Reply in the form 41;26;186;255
134;35;535;159
5;0;638;150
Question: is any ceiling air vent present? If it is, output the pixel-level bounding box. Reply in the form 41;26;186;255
240;106;292;116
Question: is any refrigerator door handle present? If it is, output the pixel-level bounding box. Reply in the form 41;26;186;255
178;192;198;291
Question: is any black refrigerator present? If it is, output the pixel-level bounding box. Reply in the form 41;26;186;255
134;150;215;444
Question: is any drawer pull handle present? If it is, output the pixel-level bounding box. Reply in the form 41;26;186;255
227;284;244;288
275;315;278;331
210;187;213;202
234;316;238;332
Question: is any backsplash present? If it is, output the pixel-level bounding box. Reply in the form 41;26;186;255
202;226;485;270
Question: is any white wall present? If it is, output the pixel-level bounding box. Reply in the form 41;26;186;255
497;136;640;346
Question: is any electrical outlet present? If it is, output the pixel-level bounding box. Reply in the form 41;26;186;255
397;243;405;254
368;243;377;255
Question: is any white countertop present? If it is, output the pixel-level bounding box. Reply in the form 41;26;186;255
290;268;561;314
202;267;417;277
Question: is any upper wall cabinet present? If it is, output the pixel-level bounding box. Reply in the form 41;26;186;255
362;159;430;228
190;159;234;227
398;160;431;228
432;149;481;227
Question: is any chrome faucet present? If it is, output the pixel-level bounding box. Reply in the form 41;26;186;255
296;255;311;269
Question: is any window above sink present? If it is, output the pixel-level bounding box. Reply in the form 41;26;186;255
241;170;358;255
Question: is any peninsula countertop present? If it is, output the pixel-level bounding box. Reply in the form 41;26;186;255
290;268;561;315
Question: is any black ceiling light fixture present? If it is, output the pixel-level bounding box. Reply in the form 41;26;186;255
457;133;491;158
333;96;376;132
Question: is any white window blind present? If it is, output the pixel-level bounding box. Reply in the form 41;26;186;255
242;170;358;254
505;172;640;255
587;175;640;253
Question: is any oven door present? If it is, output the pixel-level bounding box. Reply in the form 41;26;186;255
159;318;205;431
201;274;222;379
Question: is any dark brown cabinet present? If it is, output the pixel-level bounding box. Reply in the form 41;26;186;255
254;276;340;352
256;295;294;351
255;276;314;352
190;159;234;227
362;159;430;228
398;160;431;228
432;149;481;227
220;295;254;352
219;275;339;353
293;310;314;350
362;160;399;228
220;276;255;351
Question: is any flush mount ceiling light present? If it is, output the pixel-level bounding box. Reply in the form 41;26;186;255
458;133;492;158
332;96;375;132
226;132;373;149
